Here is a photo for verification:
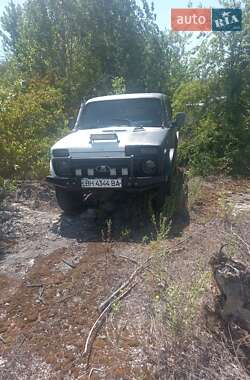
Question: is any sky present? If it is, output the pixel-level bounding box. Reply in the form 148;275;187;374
0;0;221;57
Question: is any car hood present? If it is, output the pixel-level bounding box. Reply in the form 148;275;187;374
52;126;168;158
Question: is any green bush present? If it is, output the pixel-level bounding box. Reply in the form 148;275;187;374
0;79;66;179
0;176;17;203
174;80;250;176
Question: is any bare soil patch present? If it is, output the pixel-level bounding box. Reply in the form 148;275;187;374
0;176;249;379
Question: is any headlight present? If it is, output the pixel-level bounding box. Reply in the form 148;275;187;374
125;146;158;156
52;149;69;158
52;158;71;176
142;159;157;175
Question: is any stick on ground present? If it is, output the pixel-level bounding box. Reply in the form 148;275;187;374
62;259;76;269
83;255;153;370
99;256;152;312
84;282;137;368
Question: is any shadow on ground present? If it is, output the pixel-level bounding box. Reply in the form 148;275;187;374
169;168;190;237
52;169;190;243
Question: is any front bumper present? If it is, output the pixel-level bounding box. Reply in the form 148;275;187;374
46;175;166;192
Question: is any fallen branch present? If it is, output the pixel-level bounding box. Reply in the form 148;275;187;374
57;295;72;304
88;367;103;379
110;241;189;308
83;282;137;368
0;335;6;344
99;256;152;312
38;285;44;303
82;255;153;370
113;254;138;265
172;235;191;248
26;283;43;288
62;259;76;269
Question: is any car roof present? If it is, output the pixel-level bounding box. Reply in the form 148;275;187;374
86;93;165;104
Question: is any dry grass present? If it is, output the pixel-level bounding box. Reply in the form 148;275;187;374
140;175;250;379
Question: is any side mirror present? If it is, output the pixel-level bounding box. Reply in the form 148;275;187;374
68;117;75;130
174;112;186;129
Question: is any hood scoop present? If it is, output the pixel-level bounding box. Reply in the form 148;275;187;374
89;133;120;144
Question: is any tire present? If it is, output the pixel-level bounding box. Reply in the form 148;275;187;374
166;166;175;196
55;187;84;215
152;183;168;212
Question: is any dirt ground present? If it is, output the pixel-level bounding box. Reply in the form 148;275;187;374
0;176;250;380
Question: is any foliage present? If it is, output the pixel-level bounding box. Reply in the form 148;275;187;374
174;0;250;176
0;0;249;179
174;80;234;174
187;176;203;209
0;177;16;203
0;79;65;178
0;0;188;108
111;76;126;95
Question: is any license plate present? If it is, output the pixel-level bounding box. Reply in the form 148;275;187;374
81;178;122;188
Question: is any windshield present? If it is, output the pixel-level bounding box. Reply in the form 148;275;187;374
78;98;163;129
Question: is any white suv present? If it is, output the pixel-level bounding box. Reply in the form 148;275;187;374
47;93;185;214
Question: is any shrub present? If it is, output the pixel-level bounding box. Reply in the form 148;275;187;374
174;80;250;176
0;79;66;179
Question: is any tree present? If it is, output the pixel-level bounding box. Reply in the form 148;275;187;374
0;0;188;109
0;0;22;54
0;79;65;178
174;0;250;174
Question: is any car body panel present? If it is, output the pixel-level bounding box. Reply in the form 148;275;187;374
85;92;165;103
51;126;171;158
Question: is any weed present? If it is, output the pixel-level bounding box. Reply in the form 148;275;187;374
101;219;112;243
112;300;121;313
120;227;131;241
150;170;188;241
218;192;234;222
187;176;203;209
165;284;183;333
148;198;172;242
101;219;113;285
165;271;211;335
142;235;150;245
156;214;172;241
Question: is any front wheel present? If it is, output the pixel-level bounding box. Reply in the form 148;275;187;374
152;158;177;212
152;182;169;213
55;187;85;215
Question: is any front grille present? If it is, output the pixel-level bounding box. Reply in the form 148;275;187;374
71;159;130;177
52;157;160;178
